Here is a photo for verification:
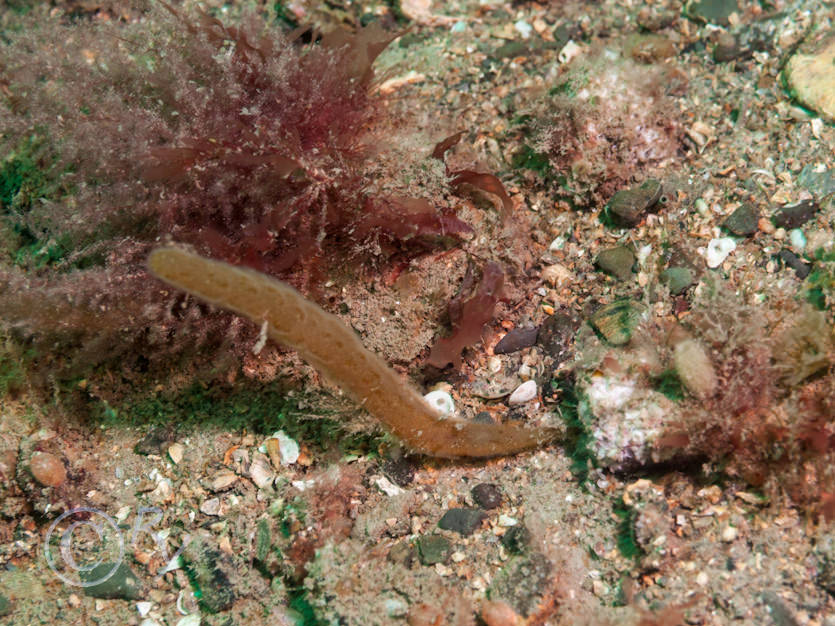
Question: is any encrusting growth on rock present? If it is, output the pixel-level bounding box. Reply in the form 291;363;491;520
148;247;556;458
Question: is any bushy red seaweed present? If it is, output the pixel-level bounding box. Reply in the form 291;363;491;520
0;3;480;378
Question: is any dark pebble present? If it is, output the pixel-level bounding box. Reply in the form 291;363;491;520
723;203;759;236
605;179;663;227
494;326;539;355
416;535;451;566
473;411;494;424
536;313;578;364
778;249;811;279
438;508;487;535
471;483;503;509
383;454;417;487
772;199;820;230
501;525;532;555
81;562;141;600
0;592;11;618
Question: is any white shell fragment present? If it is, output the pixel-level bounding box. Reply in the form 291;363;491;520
423;390;455;417
508;380;538;405
274;430;300;465
705;237;736;268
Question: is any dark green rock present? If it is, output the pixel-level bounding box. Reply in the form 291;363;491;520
81;562;141;600
471;483;502;510
723;203;759;236
492;41;528;59
660;266;695;295
0;592;11;618
595;246;635;281
438;508;487;535
501;525;531;555
416;535;451;566
489;552;552;617
685;0;738;25
605;179;663;227
588;300;646;346
772;199;820;230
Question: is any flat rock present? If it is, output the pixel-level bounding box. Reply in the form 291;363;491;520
416;535;451;565
595;246;636;281
723;203;759;236
772;199;820;230
489;552;553;617
81;563;141;600
438;508;487;535
494;327;538;354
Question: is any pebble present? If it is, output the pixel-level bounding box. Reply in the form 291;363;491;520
685;0;737;25
508;380;537;405
660;266;695;295
200;498;222;516
722;203;759;236
588;300;646;346
605;179;663;226
778;249;811;279
82;562;141;600
438;508;487;535
595;245;636;281
423;390;455;416
275;431;299;465
175;616;200;626
705;237;736;268
471;483;503;509
494;327;538;355
167;443;184;465
416;535;452;565
29;451;66;487
772;199;820;230
136;601;153;617
788;228;806;252
481;600;522;626
536;312;576;363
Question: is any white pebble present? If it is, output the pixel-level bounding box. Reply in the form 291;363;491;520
498;514;518;527
136;602;153;617
274;431;299;465
721;525;738;542
705;237;736;268
424;390;455;416
508;380;537;405
789;228;806;252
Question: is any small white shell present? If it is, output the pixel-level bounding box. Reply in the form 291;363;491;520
508;380;538;405
423;390;455;417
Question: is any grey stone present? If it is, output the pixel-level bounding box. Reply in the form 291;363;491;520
416;535;451;566
438;508;487;535
605;179;663;227
723;203;759;236
685;0;738;25
595;246;636;281
660;266;695;295
81;562;141;600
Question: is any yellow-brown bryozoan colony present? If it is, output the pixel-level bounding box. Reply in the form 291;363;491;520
148;248;556;458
